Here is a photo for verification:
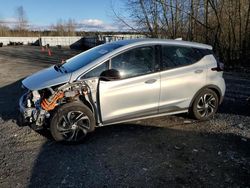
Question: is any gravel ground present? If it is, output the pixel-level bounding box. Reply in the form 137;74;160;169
0;46;250;188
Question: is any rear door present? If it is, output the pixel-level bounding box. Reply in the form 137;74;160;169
159;45;207;113
98;46;161;124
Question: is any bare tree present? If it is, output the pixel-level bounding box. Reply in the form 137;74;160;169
66;18;76;36
15;6;28;31
0;24;9;36
112;0;250;66
51;19;76;36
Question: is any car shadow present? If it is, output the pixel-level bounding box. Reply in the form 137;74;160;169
0;78;24;121
27;124;250;187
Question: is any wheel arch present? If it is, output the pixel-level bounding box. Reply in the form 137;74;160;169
79;95;94;112
78;95;100;125
189;85;222;109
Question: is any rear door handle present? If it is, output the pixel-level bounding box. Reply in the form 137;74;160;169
145;79;157;84
194;69;203;74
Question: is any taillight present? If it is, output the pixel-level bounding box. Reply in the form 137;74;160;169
211;51;224;72
219;62;224;71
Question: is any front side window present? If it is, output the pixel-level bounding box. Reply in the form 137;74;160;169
82;61;109;79
162;46;204;69
111;46;154;79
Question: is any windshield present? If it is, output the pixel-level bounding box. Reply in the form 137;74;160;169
63;43;122;72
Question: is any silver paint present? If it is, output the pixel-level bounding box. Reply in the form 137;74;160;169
22;66;71;90
21;38;225;126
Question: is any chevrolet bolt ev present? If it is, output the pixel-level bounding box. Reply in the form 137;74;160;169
18;39;225;142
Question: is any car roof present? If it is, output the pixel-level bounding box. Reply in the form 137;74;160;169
70;38;213;81
110;38;213;50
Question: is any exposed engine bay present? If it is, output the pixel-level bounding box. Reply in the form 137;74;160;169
19;79;99;129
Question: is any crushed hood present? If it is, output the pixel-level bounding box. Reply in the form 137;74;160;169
22;66;72;90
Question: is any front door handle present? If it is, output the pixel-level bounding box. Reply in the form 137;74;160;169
194;69;203;74
145;79;157;84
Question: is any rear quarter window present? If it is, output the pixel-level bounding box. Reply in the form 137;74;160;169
162;46;205;70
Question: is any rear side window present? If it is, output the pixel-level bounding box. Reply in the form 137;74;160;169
161;46;204;69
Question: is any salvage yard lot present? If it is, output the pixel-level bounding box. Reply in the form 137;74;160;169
0;46;250;187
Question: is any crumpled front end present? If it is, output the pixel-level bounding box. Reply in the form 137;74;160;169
18;89;51;129
18;81;96;130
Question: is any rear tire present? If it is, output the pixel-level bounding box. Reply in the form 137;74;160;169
190;89;219;120
50;102;95;143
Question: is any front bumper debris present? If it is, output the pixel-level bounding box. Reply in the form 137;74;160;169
18;92;50;130
18;93;34;126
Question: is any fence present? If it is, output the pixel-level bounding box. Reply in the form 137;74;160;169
0;34;146;47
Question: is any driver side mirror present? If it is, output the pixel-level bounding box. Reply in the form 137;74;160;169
100;69;121;81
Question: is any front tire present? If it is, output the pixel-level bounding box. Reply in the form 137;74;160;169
190;89;219;120
50;102;95;143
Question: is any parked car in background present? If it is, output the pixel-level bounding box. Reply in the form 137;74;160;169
18;39;225;142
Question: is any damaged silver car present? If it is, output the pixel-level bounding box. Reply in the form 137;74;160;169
18;39;226;142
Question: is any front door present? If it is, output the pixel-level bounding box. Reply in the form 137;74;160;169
99;46;161;124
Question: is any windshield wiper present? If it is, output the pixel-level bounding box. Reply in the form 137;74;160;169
54;63;67;73
60;65;68;73
54;64;63;73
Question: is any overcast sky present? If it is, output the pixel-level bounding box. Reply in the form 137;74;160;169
0;0;125;31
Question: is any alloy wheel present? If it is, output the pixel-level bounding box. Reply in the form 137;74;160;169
57;111;90;141
196;93;216;118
